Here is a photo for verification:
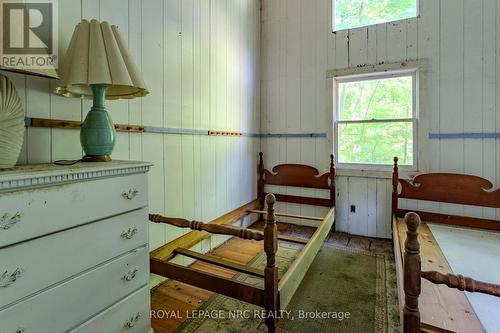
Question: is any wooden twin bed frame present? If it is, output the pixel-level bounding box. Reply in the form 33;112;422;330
391;157;500;333
149;152;336;332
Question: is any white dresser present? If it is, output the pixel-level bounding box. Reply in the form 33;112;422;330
0;161;153;333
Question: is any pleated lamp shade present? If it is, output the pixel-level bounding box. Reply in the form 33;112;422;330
54;19;148;100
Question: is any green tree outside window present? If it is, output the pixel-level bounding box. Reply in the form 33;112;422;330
334;0;418;31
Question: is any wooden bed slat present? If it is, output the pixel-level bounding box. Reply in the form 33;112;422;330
277;234;309;245
248;209;324;221
173;248;264;278
278;207;335;309
269;193;332;207
150;258;266;307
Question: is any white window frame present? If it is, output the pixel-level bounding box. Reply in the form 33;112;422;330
332;0;420;32
333;70;418;170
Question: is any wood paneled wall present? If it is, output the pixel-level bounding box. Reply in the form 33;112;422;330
261;0;500;238
7;0;261;250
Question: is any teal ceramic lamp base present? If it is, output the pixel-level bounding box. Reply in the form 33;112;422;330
81;84;116;162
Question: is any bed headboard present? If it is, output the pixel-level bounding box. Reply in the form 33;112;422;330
257;152;335;208
391;156;500;231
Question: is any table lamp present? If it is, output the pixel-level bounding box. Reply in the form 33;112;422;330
54;19;148;162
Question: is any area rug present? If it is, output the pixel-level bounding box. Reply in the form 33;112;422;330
174;243;399;333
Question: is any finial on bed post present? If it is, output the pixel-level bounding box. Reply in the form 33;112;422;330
264;193;278;333
329;154;336;207
403;212;422;333
392;156;399;217
258;152;265;221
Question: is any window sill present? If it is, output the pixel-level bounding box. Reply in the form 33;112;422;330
331;15;421;34
336;168;418;179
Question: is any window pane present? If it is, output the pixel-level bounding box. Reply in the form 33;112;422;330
338;121;413;165
334;0;418;31
339;76;413;121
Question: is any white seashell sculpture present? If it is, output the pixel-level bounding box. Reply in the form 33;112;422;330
0;74;24;169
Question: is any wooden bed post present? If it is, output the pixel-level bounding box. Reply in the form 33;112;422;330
392;157;399;217
403;212;422;333
329;154;336;232
264;193;278;333
258;152;265;221
329;154;335;207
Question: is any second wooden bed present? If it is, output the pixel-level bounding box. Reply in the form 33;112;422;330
391;157;500;333
149;153;336;332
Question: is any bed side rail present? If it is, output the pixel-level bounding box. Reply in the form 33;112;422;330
403;212;500;333
277;205;335;309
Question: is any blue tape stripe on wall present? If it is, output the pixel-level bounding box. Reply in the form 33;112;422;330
257;133;327;138
429;133;500;139
24;117;327;138
145;126;208;136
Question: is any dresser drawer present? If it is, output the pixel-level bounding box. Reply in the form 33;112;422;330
70;286;151;333
0;173;148;248
0;208;148;309
0;246;149;333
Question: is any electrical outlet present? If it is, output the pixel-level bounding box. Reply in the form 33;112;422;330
350;205;356;213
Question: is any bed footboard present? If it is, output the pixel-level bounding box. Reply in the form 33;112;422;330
149;214;265;241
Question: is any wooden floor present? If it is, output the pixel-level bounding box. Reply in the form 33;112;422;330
150;222;392;333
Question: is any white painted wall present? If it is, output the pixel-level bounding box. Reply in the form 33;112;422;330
261;0;500;238
7;0;500;245
7;0;261;251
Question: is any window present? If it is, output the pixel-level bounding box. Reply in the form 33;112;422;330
334;72;417;168
333;0;418;31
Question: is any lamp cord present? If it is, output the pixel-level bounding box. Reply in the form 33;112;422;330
53;159;83;166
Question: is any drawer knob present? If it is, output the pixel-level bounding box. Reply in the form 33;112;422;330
122;189;139;200
124;312;142;328
122;268;138;282
0;212;23;230
0;268;23;288
121;227;138;240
